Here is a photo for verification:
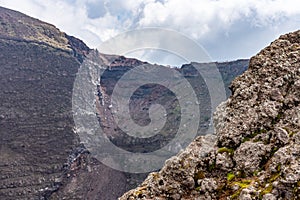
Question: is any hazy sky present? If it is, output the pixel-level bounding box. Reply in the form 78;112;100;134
1;0;300;66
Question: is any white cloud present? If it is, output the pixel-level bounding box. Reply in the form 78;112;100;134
0;0;299;63
139;0;300;39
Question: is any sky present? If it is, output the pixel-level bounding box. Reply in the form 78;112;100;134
1;0;300;66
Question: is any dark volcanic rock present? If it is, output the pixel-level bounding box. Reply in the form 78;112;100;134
119;31;300;199
0;34;80;199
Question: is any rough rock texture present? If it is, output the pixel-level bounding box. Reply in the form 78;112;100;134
119;30;300;199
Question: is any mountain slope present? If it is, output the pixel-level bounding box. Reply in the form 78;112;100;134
0;6;129;200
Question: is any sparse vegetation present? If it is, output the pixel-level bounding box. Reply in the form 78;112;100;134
227;172;235;181
218;147;234;155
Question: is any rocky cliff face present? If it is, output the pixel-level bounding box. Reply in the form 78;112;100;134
95;58;248;155
119;30;300;199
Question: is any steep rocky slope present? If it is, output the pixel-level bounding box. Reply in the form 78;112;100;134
0;7;129;200
0;6;249;200
119;30;300;199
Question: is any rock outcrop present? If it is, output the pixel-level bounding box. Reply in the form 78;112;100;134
119;30;300;199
